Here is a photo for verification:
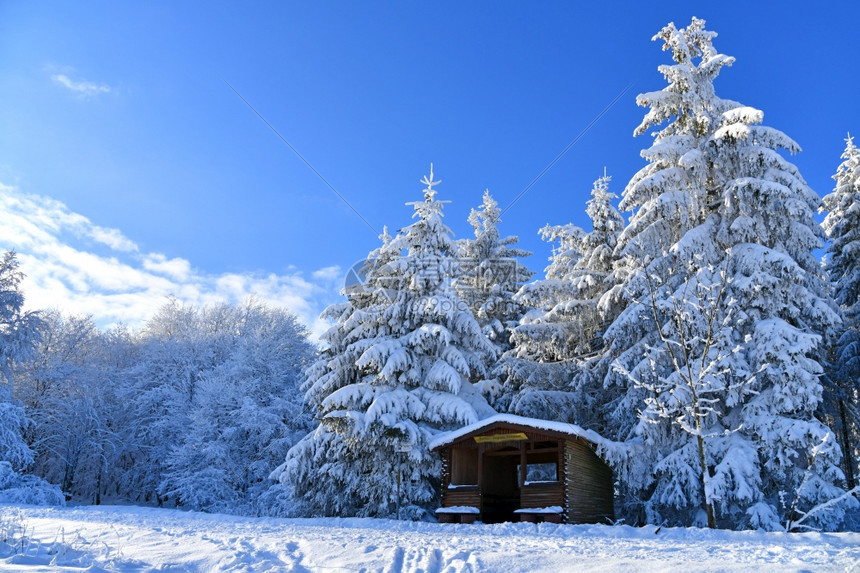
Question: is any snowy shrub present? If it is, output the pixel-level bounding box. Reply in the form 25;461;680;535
160;467;238;513
0;462;64;506
745;502;783;532
254;482;301;518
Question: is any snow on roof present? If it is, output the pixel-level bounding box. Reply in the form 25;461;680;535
428;413;611;451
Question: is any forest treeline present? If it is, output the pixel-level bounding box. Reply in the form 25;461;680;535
0;281;314;516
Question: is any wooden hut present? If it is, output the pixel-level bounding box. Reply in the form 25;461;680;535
429;414;614;524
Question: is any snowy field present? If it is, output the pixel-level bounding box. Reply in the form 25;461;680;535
1;504;859;572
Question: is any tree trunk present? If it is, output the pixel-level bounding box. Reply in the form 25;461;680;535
695;432;716;528
690;382;717;529
837;398;857;490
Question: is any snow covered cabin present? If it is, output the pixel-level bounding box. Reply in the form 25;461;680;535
429;414;614;524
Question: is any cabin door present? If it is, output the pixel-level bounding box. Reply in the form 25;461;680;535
480;446;521;523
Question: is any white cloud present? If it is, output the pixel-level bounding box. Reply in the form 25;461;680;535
88;225;138;252
143;253;192;281
0;183;340;339
312;265;342;282
51;73;111;97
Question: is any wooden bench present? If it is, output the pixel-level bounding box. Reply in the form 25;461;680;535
436;506;480;524
514;506;563;524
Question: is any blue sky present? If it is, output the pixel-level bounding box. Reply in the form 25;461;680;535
1;1;858;335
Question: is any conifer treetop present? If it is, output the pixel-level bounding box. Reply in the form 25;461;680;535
635;16;736;140
420;164;441;202
822;133;860;315
468;190;502;242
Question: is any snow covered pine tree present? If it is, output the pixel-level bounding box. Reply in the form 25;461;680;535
503;172;623;427
822;134;860;492
456;189;532;356
277;167;497;518
605;18;855;530
456;190;532;409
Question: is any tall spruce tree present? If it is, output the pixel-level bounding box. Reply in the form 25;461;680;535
550;171;624;353
823;136;860;317
275;227;403;517
822;134;860;491
276;167;497;518
456;190;532;354
605;18;853;530
502;173;623;425
456;191;532;409
569;172;627;434
603;17;739;452
706;104;847;531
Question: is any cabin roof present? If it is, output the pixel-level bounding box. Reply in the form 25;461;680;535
428;413;611;451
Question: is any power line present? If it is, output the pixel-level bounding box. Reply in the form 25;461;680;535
224;80;380;237
501;81;635;217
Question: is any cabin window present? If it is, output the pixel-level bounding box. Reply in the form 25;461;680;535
523;462;558;484
450;448;478;485
519;443;560;486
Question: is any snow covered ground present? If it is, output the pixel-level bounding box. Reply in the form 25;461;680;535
1;504;858;572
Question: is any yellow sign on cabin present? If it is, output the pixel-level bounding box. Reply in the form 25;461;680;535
473;432;529;443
